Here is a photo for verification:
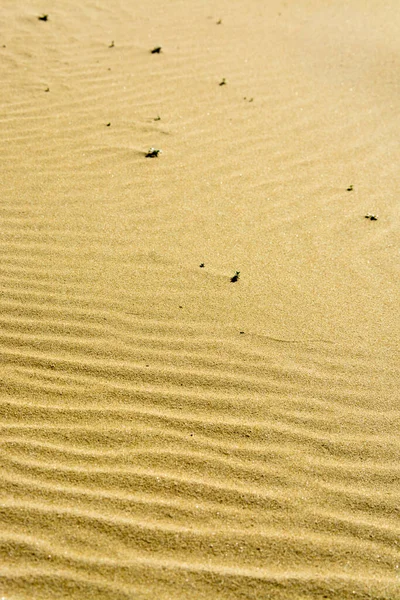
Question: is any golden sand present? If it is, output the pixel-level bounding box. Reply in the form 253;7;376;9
0;1;399;598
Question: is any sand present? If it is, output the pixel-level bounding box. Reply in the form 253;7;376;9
0;1;399;598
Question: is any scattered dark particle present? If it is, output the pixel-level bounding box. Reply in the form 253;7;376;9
219;78;227;86
38;14;48;21
154;115;161;121
249;98;254;102
199;263;205;268
44;87;50;92
230;271;240;282
190;433;194;436
216;19;222;24
151;46;162;54
109;40;114;48
365;213;378;220
240;331;245;334
50;364;55;369
179;305;183;309
146;364;149;367
347;185;353;191
106;122;111;127
145;147;162;158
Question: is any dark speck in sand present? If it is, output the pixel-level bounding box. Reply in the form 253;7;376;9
230;271;240;282
38;14;48;21
151;46;162;54
145;148;162;158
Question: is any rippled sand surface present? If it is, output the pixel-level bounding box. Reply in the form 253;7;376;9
1;1;399;598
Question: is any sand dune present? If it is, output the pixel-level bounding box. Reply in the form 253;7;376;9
0;1;399;598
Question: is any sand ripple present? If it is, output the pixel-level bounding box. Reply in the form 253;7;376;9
1;1;399;598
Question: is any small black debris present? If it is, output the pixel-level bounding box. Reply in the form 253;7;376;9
230;271;240;282
44;87;50;92
145;147;162;158
106;122;111;127
347;185;353;191
154;115;161;121
219;78;227;86
365;213;378;221
239;331;245;334
109;40;115;48
216;19;222;24
38;14;48;21
199;263;205;268
151;46;162;54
